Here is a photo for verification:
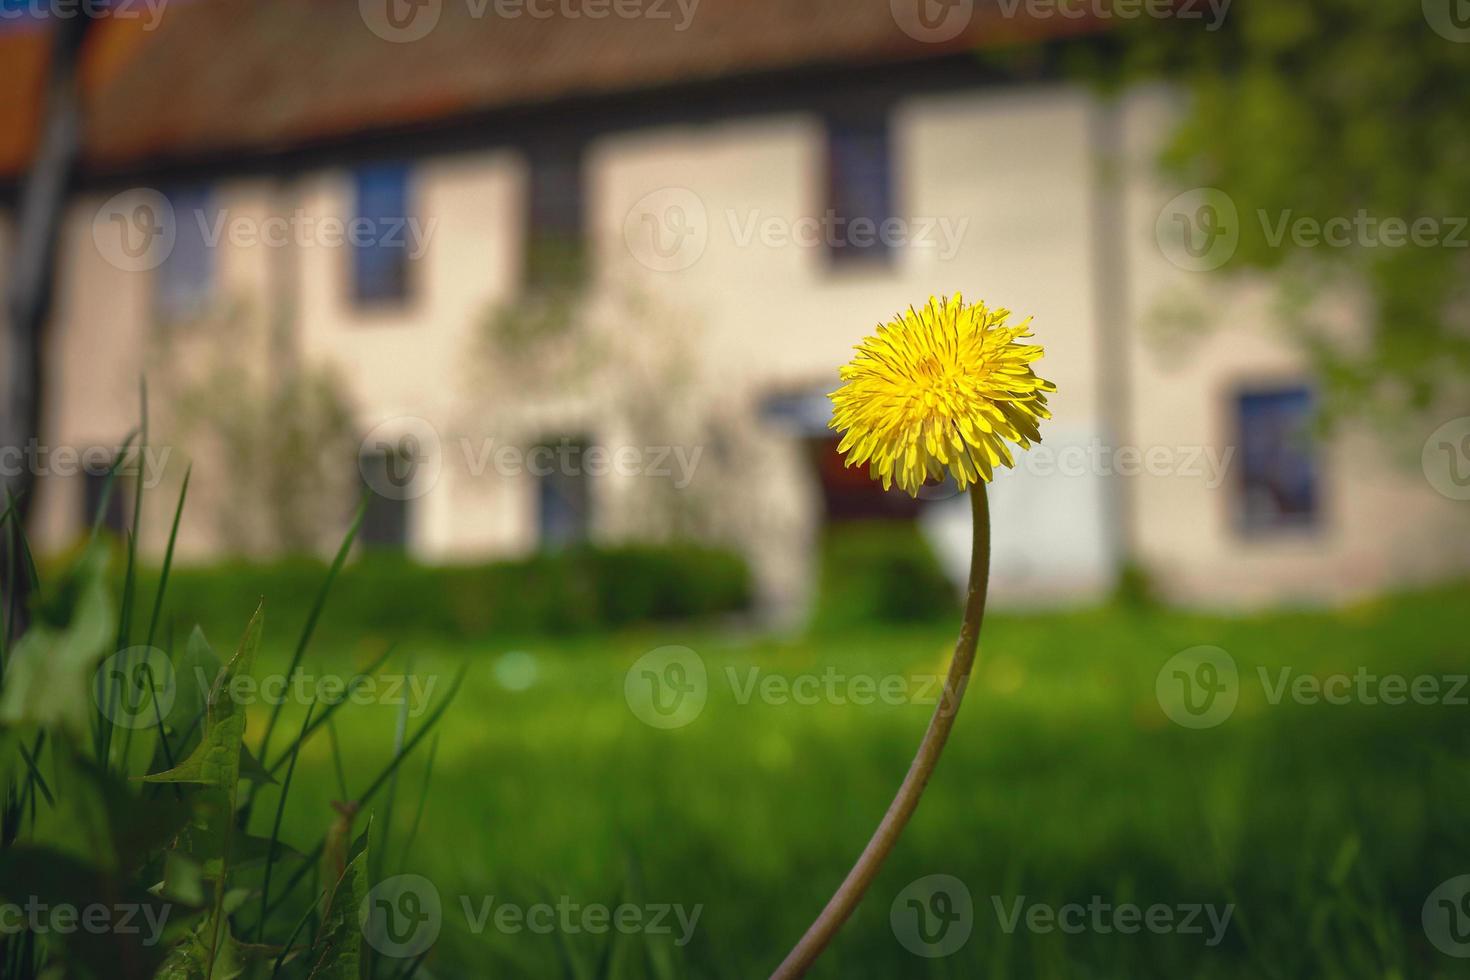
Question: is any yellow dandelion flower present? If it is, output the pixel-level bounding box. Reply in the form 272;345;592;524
829;293;1056;496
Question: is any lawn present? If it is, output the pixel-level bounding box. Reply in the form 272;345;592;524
241;584;1470;979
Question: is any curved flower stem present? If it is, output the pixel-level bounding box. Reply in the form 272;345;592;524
771;483;991;980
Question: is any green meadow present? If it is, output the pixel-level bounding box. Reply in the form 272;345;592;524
239;582;1470;979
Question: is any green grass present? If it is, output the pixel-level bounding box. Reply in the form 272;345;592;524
240;582;1470;979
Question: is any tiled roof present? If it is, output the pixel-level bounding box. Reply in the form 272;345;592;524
1;0;1102;179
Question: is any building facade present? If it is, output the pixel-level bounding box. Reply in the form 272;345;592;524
3;1;1466;614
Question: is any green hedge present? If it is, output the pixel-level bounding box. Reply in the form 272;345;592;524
136;543;752;645
811;521;960;628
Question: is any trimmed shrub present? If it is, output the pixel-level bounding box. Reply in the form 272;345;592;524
135;543;752;644
812;521;959;628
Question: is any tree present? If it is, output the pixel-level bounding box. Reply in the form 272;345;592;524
1076;0;1470;420
2;9;99;633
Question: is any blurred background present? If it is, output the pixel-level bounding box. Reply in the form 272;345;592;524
1;0;1468;976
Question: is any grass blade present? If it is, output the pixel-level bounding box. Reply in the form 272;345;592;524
86;429;137;541
398;732;438;870
258;699;316;942
144;463;190;650
262;666;465;922
14;739;54;808
257;496;367;764
265;642;396;775
374;652;414;884
326;716;349;801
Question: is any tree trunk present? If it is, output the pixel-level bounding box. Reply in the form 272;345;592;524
2;12;96;638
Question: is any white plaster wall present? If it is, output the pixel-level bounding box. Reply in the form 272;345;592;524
1118;86;1470;606
26;80;1469;609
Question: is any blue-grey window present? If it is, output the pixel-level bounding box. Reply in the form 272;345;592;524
156;186;214;320
1237;386;1319;532
525;144;586;291
358;446;412;550
825;112;894;265
82;464;128;537
352;163;412;305
535;437;590;549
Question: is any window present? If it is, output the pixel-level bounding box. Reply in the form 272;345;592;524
82;466;128;536
352;163;413;305
534;437;590;550
825;111;894;266
525;144;586;292
156;186;214;320
1236;386;1319;532
358;446;413;550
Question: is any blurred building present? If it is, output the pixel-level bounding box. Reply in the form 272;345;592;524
1;0;1466;613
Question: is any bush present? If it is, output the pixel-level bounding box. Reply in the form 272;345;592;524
137;543;752;645
811;520;959;628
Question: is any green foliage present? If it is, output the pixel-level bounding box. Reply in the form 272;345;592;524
275;581;1469;978
1076;0;1470;418
143;544;753;644
0;424;458;979
0;543;114;741
155;299;359;555
1110;559;1160;610
303;823;369;980
812;521;959;627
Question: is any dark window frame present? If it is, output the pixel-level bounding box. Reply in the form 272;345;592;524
358;444;415;550
824;109;896;268
1234;384;1322;536
524;142;588;293
81;464;130;538
155;184;216;322
533;435;593;551
350;162;416;308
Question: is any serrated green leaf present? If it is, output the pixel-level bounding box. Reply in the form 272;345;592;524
0;545;114;740
158;851;207;907
142;605;263;789
150;626;223;773
238;744;277;785
155;917;248;980
141;604;264;979
232;833;305;870
306;819;371;980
